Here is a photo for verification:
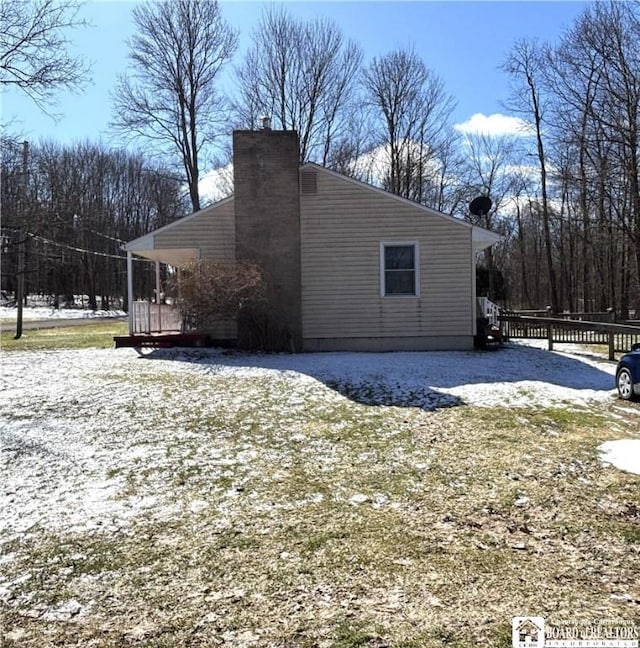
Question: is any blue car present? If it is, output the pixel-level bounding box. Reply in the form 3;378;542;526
616;343;640;400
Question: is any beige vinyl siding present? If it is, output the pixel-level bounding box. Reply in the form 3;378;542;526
300;168;473;340
155;200;236;340
154;199;235;261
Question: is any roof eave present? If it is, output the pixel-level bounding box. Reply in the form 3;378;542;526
472;226;502;252
122;195;234;249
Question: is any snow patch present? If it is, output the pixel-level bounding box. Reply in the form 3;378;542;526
1;306;125;321
171;341;617;409
0;341;621;539
599;439;640;476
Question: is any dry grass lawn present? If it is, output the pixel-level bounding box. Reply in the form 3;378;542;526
1;326;639;647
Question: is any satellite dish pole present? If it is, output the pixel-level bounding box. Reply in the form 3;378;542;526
469;195;496;303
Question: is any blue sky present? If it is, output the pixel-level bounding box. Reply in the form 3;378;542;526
2;0;590;148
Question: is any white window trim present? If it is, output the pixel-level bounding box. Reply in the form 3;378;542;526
379;241;420;298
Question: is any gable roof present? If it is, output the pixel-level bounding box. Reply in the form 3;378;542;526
301;162;470;228
300;162;501;251
123;195;234;252
123;166;500;254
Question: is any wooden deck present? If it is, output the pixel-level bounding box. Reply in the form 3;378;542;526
500;312;640;360
113;333;211;349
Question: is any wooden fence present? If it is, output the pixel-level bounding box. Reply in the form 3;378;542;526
500;312;640;360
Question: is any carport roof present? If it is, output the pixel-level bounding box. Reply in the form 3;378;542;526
121;200;234;265
122;231;199;265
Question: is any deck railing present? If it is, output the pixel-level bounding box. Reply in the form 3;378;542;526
478;297;501;326
132;301;182;334
500;311;640;360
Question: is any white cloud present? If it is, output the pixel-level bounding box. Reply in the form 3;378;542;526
504;163;540;179
454;113;534;138
347;141;447;188
199;163;234;205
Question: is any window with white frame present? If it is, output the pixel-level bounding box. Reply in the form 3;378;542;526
380;242;419;296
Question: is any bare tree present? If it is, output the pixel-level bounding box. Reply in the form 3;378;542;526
537;1;640;315
424;134;466;215
503;39;560;312
461;132;520;300
324;110;374;180
545;23;603;313
465;1;640;314
362;47;456;205
581;2;640;311
506;171;540;308
112;0;237;212
234;7;362;165
0;0;89;110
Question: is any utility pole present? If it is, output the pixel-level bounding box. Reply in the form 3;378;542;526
14;141;28;340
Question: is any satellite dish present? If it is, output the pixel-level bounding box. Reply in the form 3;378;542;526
469;195;492;216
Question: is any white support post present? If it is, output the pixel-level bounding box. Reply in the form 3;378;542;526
471;251;478;335
155;260;161;332
127;251;134;335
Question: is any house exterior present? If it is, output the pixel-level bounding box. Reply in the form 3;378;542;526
123;128;501;352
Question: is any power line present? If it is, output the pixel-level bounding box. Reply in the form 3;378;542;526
26;232;137;261
5;229;157;262
2;223;126;244
74;224;127;244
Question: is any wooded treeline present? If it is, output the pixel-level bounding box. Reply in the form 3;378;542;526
1;139;186;308
499;1;640;316
2;0;639;314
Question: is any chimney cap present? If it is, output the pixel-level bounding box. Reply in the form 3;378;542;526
260;115;271;130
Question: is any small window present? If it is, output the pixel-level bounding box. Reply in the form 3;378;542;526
380;242;419;297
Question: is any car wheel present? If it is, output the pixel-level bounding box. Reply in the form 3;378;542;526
616;368;634;400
